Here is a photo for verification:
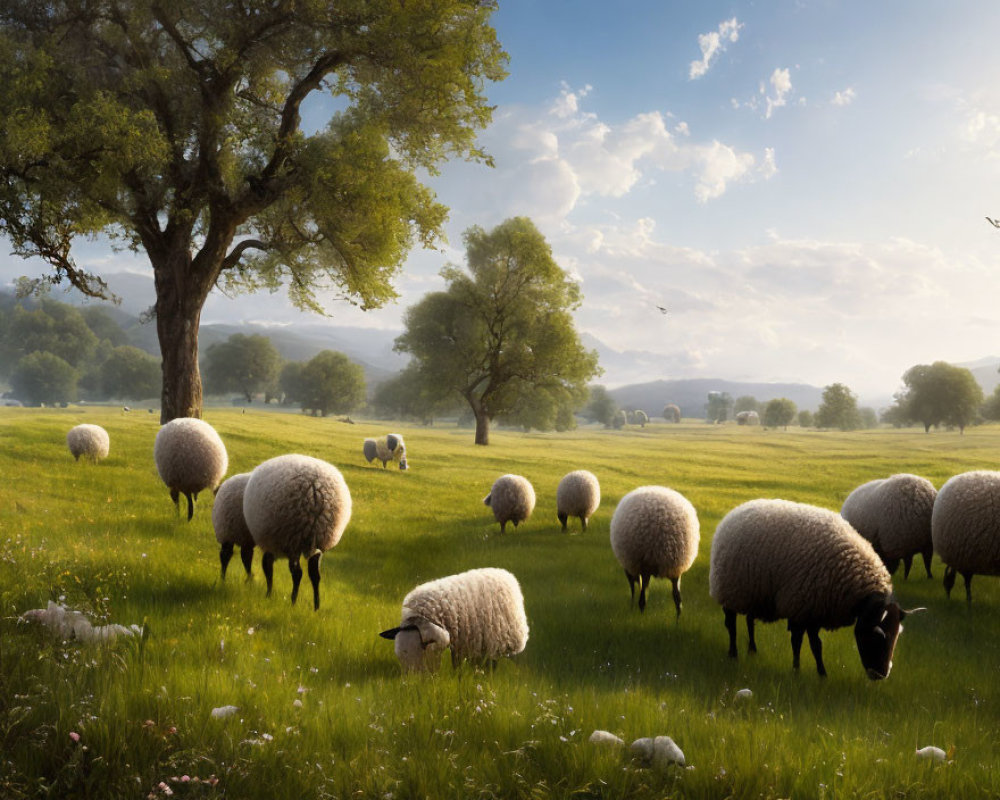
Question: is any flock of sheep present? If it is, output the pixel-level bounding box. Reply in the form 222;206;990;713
65;420;1000;678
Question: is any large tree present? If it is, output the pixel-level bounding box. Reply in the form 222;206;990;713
815;382;861;431
0;2;506;422
762;397;796;429
395;217;601;445
11;351;77;405
898;361;983;434
202;333;281;403
297;350;365;417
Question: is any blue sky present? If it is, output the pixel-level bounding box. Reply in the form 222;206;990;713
5;1;1000;398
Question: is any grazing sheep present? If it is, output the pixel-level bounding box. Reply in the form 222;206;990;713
212;473;254;580
363;433;408;470
379;567;528;671
484;474;535;534
556;470;601;532
930;470;1000;605
66;424;110;463
609;486;700;618
710;499;915;679
841;473;937;579
243;454;351;610
153;417;228;521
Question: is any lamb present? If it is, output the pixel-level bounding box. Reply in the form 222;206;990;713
379;567;528;671
710;499;916;679
484;474;535;534
556;470;601;532
609;486;700;618
930;470;1000;605
363;433;408;470
242;454;351;610
153;417;228;520
840;473;937;579
211;472;254;580
66;424;110;463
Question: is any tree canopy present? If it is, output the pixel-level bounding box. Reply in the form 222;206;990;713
815;383;861;431
11;351;76;405
394;217;601;445
101;345;160;401
295;350;365;417
763;397;796;429
898;361;983;433
202;333;281;403
0;1;507;421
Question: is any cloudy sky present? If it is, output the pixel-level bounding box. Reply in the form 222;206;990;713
5;1;1000;397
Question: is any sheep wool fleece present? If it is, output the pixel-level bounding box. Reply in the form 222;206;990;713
610;486;699;579
931;471;1000;576
67;424;110;461
841;474;935;559
153;417;228;495
400;568;529;662
710;499;891;629
213;473;254;549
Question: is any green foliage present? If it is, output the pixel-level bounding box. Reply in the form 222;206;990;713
2;409;1000;799
297;350;365;417
202;334;281;403
371;363;461;424
705;391;732;423
101;346;161;401
763;397;797;429
815;382;862;431
0;299;98;372
586;385;618;426
898;361;984;434
733;395;759;414
10;351;77;404
981;384;1000;422
395;218;601;444
797;408;814;428
859;406;879;429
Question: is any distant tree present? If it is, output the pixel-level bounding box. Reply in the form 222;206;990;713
859;407;879;429
101;346;161;401
734;395;760;414
500;386;583;432
11;352;77;406
663;403;681;423
815;383;862;431
982;385;1000;422
706;391;733;423
898;361;984;434
372;363;459;424
82;306;129;348
298;351;365;417
0;299;97;372
763;398;797;429
797;409;814;428
586;386;618;427
202;334;281;404
395;218;600;444
279;362;306;407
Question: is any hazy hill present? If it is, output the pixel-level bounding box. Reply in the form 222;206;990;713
608;378;826;419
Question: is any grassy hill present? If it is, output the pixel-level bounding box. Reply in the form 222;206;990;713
1;410;997;798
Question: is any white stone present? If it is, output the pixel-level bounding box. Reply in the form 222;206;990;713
915;746;946;763
588;730;624;747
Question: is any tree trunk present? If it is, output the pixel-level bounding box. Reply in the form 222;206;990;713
474;410;490;445
155;261;210;424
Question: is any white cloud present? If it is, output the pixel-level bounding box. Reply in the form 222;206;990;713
765;68;792;119
692;141;756;203
832;87;856;106
689;17;743;80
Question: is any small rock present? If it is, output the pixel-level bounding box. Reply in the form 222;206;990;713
734;688;753;700
589;730;625;747
915;746;946;763
210;705;240;719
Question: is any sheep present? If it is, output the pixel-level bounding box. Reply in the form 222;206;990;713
484;474;535;534
153;417;228;521
710;499;917;679
66;424;110;463
609;486;700;618
363;433;408;470
379;567;528;671
840;473;937;579
212;472;254;580
930;470;1000;605
242;454;351;610
556;470;601;532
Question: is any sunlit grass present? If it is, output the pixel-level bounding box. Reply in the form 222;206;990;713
1;408;998;798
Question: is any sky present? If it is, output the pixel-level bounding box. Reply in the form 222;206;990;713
4;0;1000;398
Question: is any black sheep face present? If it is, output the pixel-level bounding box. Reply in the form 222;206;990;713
854;598;904;680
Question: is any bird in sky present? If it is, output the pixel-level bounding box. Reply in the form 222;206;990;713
656;305;669;315
986;216;1000;228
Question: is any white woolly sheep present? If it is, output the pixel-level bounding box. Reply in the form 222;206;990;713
67;424;110;463
930;470;1000;605
243;454;351;610
212;472;254;580
710;499;917;679
841;473;937;579
556;470;601;532
609;486;700;618
484;474;535;534
379;567;528;671
153;417;228;521
363;433;408;470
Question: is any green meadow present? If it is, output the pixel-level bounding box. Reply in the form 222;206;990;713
1;407;998;799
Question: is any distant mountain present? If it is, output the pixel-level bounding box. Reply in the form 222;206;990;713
608;378;826;419
957;357;1000;396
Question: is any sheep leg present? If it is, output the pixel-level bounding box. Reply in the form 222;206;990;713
219;542;234;579
943;565;956;598
921;546;933;579
240;545;254;579
307;552;322;611
724;609;738;658
169;488;180;514
902;556;913;580
670;576;682;620
625;570;637;606
789;623;805;671
962;572;973;607
262;552;275;597
807;626;826;677
288;557;303;605
184;492;194;522
885;556;900;577
746;616;757;654
638;574;650;613
580;515;588;532
558;512;568;532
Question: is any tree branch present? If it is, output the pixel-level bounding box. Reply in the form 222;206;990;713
221;238;271;271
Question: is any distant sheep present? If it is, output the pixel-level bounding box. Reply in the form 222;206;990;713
663;404;681;423
243;454;351;610
67;424;110;463
153;417;228;520
610;486;700;618
931;470;1000;605
212;473;254;580
841;473;937;579
379;567;528;671
363;433;408;470
556;470;601;532
484;474;535;534
710;499;914;679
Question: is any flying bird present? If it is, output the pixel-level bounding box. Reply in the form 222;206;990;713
656;305;669;315
987;216;1000;228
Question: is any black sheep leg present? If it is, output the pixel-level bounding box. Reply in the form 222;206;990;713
558;512;568;532
637;573;651;612
219;542;234;579
902;556;913;580
262;552;275;597
789;623;805;671
670;576;682;620
747;615;757;654
724;609;738;658
962;572;973;606
184;492;194;521
240;545;254;579
288;556;303;605
625;570;637;606
921;546;933;578
308;553;322;611
170;488;180;515
807;626;826;677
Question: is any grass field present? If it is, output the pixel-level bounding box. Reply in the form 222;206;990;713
1;407;998;799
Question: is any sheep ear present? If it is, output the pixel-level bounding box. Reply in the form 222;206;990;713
379;624;417;640
415;619;450;650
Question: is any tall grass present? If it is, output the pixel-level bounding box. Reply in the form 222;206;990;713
1;408;998;798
